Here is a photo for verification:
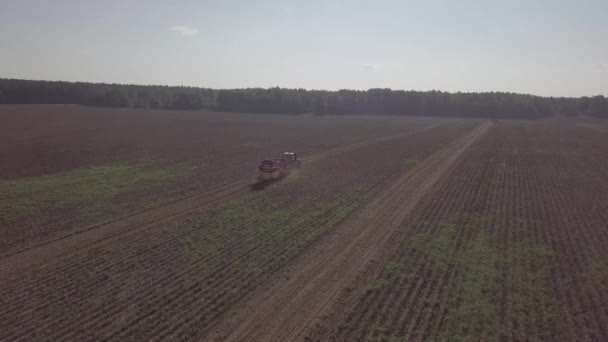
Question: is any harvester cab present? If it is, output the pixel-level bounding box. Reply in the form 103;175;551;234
281;152;302;169
282;152;299;163
257;152;301;181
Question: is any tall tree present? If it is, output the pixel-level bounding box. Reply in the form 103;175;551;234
588;95;608;118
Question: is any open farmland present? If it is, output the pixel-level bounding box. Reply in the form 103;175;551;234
1;105;608;341
0;105;444;256
0;105;475;340
308;120;608;341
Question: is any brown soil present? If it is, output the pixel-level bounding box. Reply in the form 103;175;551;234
202;121;492;341
1;105;445;255
0;105;439;180
313;121;608;341
0;121;444;277
0;118;476;341
4;109;608;341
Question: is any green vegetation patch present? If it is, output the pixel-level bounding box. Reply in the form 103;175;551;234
405;215;500;340
131;186;371;332
181;190;365;268
585;260;608;283
409;220;459;266
401;159;419;170
500;244;557;340
357;214;556;341
444;230;499;340
0;162;196;226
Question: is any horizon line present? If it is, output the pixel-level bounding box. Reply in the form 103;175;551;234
1;76;601;100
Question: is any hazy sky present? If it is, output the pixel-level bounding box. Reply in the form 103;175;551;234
1;0;607;96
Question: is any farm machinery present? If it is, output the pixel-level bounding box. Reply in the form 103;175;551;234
256;152;301;181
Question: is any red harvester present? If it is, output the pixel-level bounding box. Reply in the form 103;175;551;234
257;152;301;180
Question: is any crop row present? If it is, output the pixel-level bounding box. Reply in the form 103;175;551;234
0;121;477;341
323;121;608;341
2;106;440;255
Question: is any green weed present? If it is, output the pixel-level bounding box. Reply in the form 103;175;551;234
361;213;555;341
0;162;196;226
445;230;499;341
409;221;458;266
401;159;419;169
180;188;366;282
500;244;557;339
585;260;608;283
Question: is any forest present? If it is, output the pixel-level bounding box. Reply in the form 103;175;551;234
0;78;606;119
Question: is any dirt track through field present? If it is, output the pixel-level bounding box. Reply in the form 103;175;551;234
203;121;492;342
0;123;443;277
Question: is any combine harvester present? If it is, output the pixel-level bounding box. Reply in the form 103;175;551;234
251;152;301;188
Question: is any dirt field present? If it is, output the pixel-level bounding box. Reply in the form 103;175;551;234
308;120;608;341
1;105;608;341
0;105;444;256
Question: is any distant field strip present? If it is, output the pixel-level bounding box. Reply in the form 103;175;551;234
577;122;608;133
0;122;453;277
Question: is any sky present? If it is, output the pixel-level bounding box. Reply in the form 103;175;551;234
1;0;607;97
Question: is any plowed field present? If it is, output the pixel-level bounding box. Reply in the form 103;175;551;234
0;105;444;256
2;105;607;341
0;104;476;341
309;120;608;341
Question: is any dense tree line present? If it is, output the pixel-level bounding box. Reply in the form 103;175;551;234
216;88;607;119
1;78;606;119
0;79;217;110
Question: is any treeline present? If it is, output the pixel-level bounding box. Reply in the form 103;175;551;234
217;88;586;119
0;79;217;110
1;78;607;119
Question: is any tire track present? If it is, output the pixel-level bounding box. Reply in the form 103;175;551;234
203;121;492;341
0;123;444;278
